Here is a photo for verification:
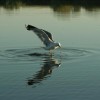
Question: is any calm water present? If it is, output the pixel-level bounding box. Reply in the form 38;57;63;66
0;5;100;100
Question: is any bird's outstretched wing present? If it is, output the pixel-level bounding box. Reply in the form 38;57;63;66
41;29;54;41
26;25;53;46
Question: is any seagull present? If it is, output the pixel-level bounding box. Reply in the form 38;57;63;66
25;25;61;51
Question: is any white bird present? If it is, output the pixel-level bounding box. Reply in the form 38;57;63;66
25;25;61;50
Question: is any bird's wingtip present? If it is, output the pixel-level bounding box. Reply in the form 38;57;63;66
25;24;32;30
25;24;37;30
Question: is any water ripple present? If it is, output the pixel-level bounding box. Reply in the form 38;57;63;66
0;47;91;86
0;47;90;63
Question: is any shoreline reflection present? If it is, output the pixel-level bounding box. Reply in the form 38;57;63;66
0;1;100;13
0;5;100;19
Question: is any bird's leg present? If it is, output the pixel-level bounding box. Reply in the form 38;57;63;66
59;47;62;63
49;50;53;56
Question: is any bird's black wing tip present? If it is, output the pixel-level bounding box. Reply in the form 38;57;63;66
25;24;36;30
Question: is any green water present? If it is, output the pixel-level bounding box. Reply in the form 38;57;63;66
0;5;100;100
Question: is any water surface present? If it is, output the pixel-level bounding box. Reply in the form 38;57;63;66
0;4;100;100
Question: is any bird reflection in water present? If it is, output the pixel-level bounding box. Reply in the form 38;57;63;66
27;53;61;86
